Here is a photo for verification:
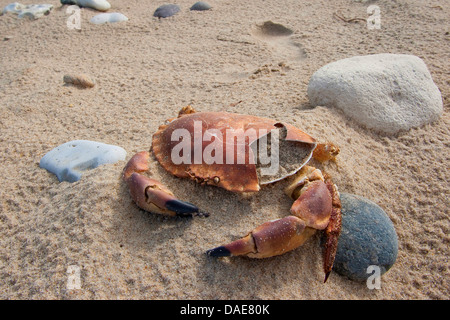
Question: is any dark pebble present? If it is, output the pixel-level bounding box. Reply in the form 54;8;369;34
190;1;212;11
154;4;180;18
333;193;398;282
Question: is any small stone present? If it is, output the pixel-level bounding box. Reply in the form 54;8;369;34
253;21;294;38
333;193;398;282
63;74;95;88
60;0;111;12
153;4;180;18
40;140;127;182
307;54;443;135
2;3;53;19
190;1;212;11
90;12;128;24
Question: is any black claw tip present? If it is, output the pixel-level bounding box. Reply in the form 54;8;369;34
324;272;331;283
166;199;199;217
206;246;231;257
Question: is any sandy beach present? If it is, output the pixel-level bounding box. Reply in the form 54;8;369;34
0;0;448;299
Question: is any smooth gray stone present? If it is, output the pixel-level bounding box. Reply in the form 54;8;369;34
153;4;180;18
333;193;398;281
190;2;212;11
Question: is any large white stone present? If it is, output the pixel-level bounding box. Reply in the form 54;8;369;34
60;0;110;12
40;140;126;182
77;0;110;11
307;54;443;134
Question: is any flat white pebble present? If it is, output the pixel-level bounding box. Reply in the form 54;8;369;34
90;12;128;24
40;140;127;183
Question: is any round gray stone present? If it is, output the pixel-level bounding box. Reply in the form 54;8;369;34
190;2;212;11
333;193;398;281
153;4;180;18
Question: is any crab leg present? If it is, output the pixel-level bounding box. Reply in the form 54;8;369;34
322;175;342;283
123;151;208;217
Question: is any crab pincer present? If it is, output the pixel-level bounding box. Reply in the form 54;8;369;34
207;166;341;282
205;167;327;259
206;216;316;258
123;151;208;217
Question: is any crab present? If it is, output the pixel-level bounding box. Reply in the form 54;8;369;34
123;106;342;282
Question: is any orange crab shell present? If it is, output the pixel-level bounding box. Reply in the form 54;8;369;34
152;111;317;193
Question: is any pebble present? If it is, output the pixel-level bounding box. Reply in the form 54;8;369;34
90;12;128;24
63;74;95;88
40;140;127;183
307;54;443;135
333;193;398;282
153;4;180;18
190;1;212;11
2;3;53;19
60;0;111;12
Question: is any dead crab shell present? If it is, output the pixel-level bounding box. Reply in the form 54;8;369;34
152;108;317;193
123;106;342;282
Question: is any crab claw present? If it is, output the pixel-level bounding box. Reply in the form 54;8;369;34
206;216;316;258
285;166;332;230
285;166;341;282
123;151;208;217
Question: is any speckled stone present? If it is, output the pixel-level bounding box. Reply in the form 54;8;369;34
40;140;126;182
333;193;398;281
153;4;180;18
190;1;211;11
